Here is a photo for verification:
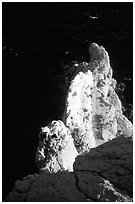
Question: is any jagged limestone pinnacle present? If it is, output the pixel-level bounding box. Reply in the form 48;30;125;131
6;43;133;202
36;42;132;169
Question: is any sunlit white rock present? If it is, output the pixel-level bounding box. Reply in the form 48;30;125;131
36;120;78;173
63;43;132;153
36;43;132;168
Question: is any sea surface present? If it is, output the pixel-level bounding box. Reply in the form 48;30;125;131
2;2;133;200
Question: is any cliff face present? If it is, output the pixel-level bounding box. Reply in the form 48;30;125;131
63;43;132;154
6;43;133;202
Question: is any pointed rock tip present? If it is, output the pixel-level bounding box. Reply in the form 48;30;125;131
89;42;99;55
89;42;109;62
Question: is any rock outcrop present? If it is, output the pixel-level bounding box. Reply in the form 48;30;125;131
63;43;132;154
74;136;133;201
6;136;132;202
36;120;78;173
6;43;133;202
6;172;87;202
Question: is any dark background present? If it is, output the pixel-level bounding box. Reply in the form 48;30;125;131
2;2;133;200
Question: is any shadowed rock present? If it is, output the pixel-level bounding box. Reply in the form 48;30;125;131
6;172;88;202
74;136;133;200
6;43;133;202
6;137;132;202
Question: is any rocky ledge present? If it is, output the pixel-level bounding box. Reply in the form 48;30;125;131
6;43;133;202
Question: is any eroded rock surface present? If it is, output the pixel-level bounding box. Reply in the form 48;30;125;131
36;120;78;172
6;136;133;202
6;43;133;202
63;43;132;154
6;172;88;202
74;136;133;200
6;174;39;202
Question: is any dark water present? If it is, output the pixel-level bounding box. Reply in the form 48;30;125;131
2;2;133;200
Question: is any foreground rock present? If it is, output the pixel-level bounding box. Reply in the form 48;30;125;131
6;136;132;202
6;43;133;201
74;136;133;201
6;172;87;202
63;43;132;154
36;120;78;172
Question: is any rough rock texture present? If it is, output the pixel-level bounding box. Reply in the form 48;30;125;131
6;172;88;202
6;43;133;202
74;136;133;201
6;136;132;202
6;174;39;202
36;120;78;172
63;43;132;154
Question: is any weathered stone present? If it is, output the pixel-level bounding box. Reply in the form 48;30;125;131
6;172;89;202
26;171;88;202
6;191;27;202
6;174;39;202
36;120;78;172
75;171;132;202
15;179;30;193
6;43;133;202
116;114;133;136
74;136;133;199
63;43;132;154
6;136;133;202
